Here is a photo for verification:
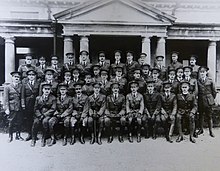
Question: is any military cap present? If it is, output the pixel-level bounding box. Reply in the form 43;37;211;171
72;67;80;73
64;70;72;75
168;68;176;74
133;67;142;74
114;50;122;54
198;66;209;71
98;51;105;56
126;51;134;56
171;51;179;55
93;82;102;87
146;80;155;84
189;55;198;60
183;66;193;71
80;50;89;55
176;67;183;72
155;55;164;59
74;81;85;87
151;68;161;73
92;64;101;70
115;66;123;71
84;71;92;77
58;83;68;89
26;69;37;75
44;68;55;74
51;56;58;60
39;56;46;60
141;64;150;70
100;68;108;75
180;81;190;87
129;80;139;87
41;83;52;88
140;53;147;57
111;82;120;88
10;71;21;77
66;52;74;56
163;81;172;87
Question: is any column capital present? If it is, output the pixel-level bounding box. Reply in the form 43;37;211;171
209;40;217;46
142;36;151;43
4;36;15;44
64;36;73;42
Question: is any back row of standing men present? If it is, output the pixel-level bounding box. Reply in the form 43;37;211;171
3;50;217;147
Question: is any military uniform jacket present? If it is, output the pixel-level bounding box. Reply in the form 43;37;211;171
54;95;73;118
110;76;127;94
76;63;92;75
34;94;56;118
165;79;180;95
125;61;139;79
105;94;126;117
82;93;106;118
62;80;75;97
82;83;94;96
144;92;161;117
100;80;112;95
160;92;177;116
92;76;102;83
36;65;47;81
110;62;126;77
62;62;75;72
126;92;144;115
190;65;200;79
96;61;110;71
49;65;62;81
39;81;59;97
18;64;36;79
134;78;146;95
176;93;197;115
72;94;88;116
197;77;217;107
4;83;22;112
167;61;183;70
155;65;167;81
183;77;198;96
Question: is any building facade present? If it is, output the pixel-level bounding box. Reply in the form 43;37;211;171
0;0;220;87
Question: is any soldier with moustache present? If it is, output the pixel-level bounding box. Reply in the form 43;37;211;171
82;72;94;96
141;64;151;82
96;51;110;71
36;56;47;82
130;68;146;95
49;55;62;82
4;71;24;142
76;50;92;76
167;51;183;71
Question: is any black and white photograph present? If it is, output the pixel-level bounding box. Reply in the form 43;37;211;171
0;0;220;170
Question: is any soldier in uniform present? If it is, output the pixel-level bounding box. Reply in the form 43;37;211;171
166;69;179;95
125;51;139;80
18;54;36;81
48;83;73;146
62;70;75;97
176;82;197;143
168;51;183;70
76;50;92;76
71;82;88;145
160;81;177;142
99;69;112;96
36;56;47;82
137;53;147;66
126;81;145;143
104;82;126;143
150;68;163;93
189;55;200;79
49;56;62;82
72;67;83;86
82;72;94;96
31;83;57;147
21;70;40;141
176;67;184;83
81;82;106;145
131;68;146;95
97;51;110;71
144;80;161;139
154;56;167;81
197;66;217;137
4;71;24;142
141;64;151;82
92;64;102;83
62;52;75;72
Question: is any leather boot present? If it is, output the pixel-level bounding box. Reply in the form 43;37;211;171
15;132;24;141
176;136;183;143
190;136;196;143
48;134;56;147
25;134;32;141
70;128;76;145
166;135;173;143
107;127;113;144
197;129;204;135
97;131;102;145
152;125;157;140
128;133;133;143
31;140;36;147
8;133;13;143
62;138;67;146
209;119;215;137
79;127;85;144
137;133;141;143
90;133;95;144
118;126;124;143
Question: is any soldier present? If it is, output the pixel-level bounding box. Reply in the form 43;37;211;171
76;50;92;76
176;67;184;83
21;70;40;141
36;56;47;82
63;52;75;72
71;82;88;145
126;81;145;143
154;56;167;81
49;55;62;82
150;68;163;93
18;54;36;80
176;82;197;143
48;83;73;146
110;50;126;78
189;55;200;79
110;66;127;94
97;51;110;71
131;68;146;95
4;71;24;142
92;64;102;83
144;80;161;139
62;70;75;97
39;68;58;97
166;69;179;95
72;67;82;86
104;82;126;143
31;83;57;147
160;81;177;143
197;66;217;137
100;68;112;96
141;64;151;82
82;72;94;96
168;51;183;70
81;82;106;145
125;51;139;80
137;53;147;66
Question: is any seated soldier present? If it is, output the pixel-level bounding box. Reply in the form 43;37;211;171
131;67;146;95
144;80;161;139
39;68;58;97
76;50;92;76
104;82;126;143
82;72;94;96
110;66;127;95
141;64;151;82
126;81;144;143
31;83;56;147
62;70;75;97
81;82;106;145
49;55;62;82
92;64;101;83
160;81;177;143
48;83;73;146
71;81;88;145
150;68;163;93
176;82;197;143
100;68;112;96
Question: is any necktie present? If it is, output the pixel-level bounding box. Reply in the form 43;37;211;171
61;97;64;102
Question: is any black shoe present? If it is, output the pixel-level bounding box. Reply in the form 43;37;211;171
48;139;56;147
62;138;67;146
193;132;198;138
137;135;141;143
152;134;157;140
8;136;13;143
197;129;204;135
118;136;124;143
80;136;85;144
107;136;113;144
128;134;133;143
31;140;36;147
210;132;215;138
25;135;32;141
15;135;24;141
176;136;183;143
167;136;173;143
97;137;102;145
41;139;46;147
90;136;95;144
70;137;76;145
190;136;196;143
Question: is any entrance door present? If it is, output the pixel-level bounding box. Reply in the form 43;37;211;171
89;35;141;63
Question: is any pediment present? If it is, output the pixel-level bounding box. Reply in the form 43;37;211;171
54;0;176;25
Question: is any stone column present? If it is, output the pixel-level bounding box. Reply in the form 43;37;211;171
80;35;89;52
63;36;73;63
156;37;166;66
207;40;217;81
141;36;151;65
5;36;15;83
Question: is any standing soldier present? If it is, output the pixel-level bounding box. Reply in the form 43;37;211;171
125;51;139;80
160;81;177;143
104;82;126;143
36;56;47;82
131;68;146;95
97;51;110;71
150;68;163;93
82;72;94;96
154;56;167;81
31;83;56;147
189;55;200;79
71;82;88;145
21;70;40;141
176;82;197;143
197;66;217;137
168;51;183;70
81;82;106;145
137;53;147;66
63;52;75;72
49;56;62;82
166;69;179;95
141;64;151;82
72;67;82;86
92;64;102;83
100;69;112;96
18;54;36;81
126;81;145;143
62;70;75;97
76;50;92;76
48;83;73;146
4;71;24;142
